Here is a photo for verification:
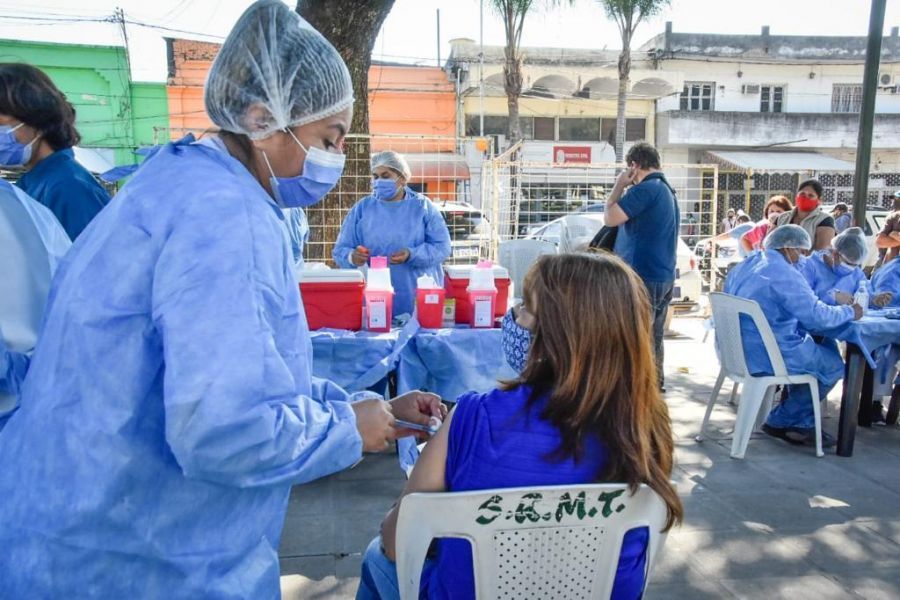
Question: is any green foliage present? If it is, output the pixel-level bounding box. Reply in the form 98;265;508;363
598;0;669;36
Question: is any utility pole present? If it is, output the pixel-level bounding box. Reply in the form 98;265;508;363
851;0;886;228
479;0;484;137
114;7;135;155
436;9;441;67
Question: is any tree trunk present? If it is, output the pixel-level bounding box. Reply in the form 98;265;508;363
297;0;395;262
614;43;631;164
504;53;523;144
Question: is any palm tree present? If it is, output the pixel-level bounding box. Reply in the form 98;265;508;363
598;0;669;162
490;0;574;146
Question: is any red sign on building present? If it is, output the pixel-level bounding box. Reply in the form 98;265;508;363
552;146;592;164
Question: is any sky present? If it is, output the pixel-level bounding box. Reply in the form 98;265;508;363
0;0;898;82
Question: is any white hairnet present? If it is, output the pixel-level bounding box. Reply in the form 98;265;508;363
832;226;868;264
764;224;811;251
204;0;353;140
371;151;412;181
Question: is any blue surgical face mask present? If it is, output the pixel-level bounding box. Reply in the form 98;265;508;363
834;262;856;277
373;177;400;201
501;309;532;373
0;123;38;167
262;129;345;208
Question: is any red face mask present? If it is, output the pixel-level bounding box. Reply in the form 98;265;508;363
795;194;819;212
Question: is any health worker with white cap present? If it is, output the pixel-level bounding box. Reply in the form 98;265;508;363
333;150;451;316
724;225;861;448
800;227;893;308
0;1;442;597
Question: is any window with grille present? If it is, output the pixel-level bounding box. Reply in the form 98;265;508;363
760;85;784;113
831;84;863;113
680;82;715;111
558;117;601;142
600;118;648;144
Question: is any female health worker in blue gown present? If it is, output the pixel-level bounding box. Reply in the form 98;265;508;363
0;2;443;597
0;63;110;240
800;227;893;308
724;225;862;446
333;150;452;316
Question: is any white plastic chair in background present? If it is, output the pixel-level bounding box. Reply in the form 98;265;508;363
395;483;670;600
698;292;823;458
498;239;557;300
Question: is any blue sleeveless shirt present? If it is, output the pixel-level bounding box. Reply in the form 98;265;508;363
422;384;650;599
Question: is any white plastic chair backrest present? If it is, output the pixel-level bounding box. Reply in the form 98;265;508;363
396;483;669;600
710;292;789;378
498;239;557;299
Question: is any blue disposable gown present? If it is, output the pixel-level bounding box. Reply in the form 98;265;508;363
285;206;310;269
724;249;854;385
16;147;110;240
0;180;71;426
0;139;363;598
332;188;451;316
871;258;900;308
799;250;870;305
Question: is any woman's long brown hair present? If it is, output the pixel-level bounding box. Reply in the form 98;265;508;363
504;252;683;530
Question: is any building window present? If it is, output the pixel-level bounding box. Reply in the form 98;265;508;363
533;117;555;140
601;118;647;144
558;117;601;142
831;84;863;113
760;85;784;113
464;115;508;136
680;82;715;111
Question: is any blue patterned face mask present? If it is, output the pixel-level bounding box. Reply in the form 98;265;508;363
501;308;532;373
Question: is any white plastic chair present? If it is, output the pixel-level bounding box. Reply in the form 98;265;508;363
396;483;670;600
698;292;823;458
498;239;557;300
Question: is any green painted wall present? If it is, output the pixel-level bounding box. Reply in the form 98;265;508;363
132;82;170;147
0;39;168;168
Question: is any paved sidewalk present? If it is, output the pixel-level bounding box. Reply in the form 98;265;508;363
279;317;900;599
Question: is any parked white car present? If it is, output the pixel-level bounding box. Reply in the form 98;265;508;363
524;213;703;305
434;201;491;263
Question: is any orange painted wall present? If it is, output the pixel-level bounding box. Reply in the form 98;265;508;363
165;40;460;198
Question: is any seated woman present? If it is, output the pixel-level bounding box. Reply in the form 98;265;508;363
357;252;683;600
770;179;836;251
740;195;792;255
800;227;893;308
711;214;753;256
332;151;451;317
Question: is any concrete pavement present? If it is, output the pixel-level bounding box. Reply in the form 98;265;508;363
278;317;900;599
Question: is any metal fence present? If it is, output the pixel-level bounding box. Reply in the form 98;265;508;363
303;133;491;264
713;170;900;219
479;143;723;287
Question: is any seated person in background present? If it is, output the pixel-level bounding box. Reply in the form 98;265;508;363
740;195;792;255
800;227;893;308
724;225;862;447
332;151;451;317
832;203;852;233
871;254;899;308
875;192;900;265
711;214;752;257
769;179;835;251
357;252;683;600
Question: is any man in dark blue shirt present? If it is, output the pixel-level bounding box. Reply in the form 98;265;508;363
605;142;680;391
